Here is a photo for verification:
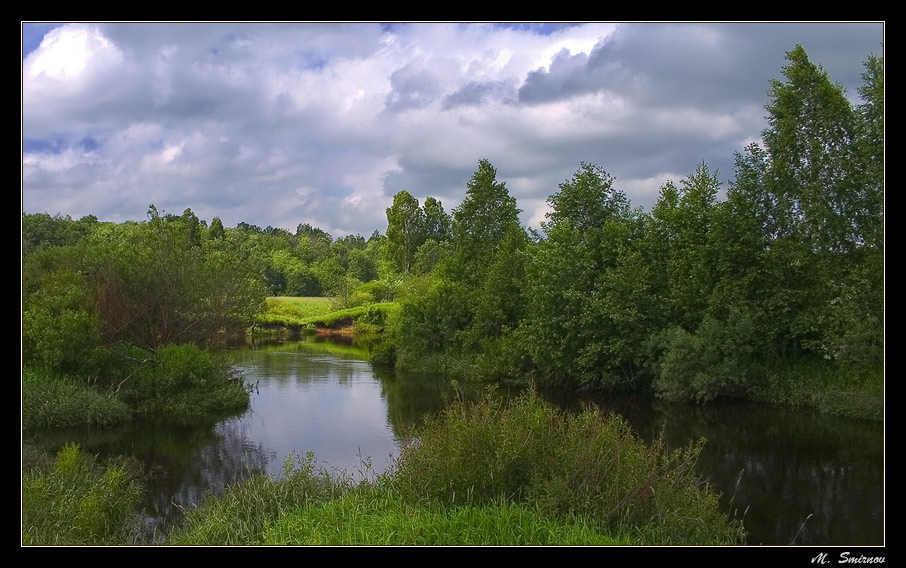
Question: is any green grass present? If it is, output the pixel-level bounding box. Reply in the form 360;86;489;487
22;444;141;545
751;358;883;421
23;367;132;431
255;298;399;332
170;390;744;546
302;302;398;328
255;296;334;326
265;491;632;545
167;452;345;546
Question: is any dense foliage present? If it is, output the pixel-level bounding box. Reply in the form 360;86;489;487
21;43;882;546
380;46;882;413
23;44;882;418
22;207;264;426
169;392;742;545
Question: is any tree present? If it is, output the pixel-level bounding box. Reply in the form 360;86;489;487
181;208;202;248
296;223;331;244
854;53;884;251
23;212;97;256
384;190;426;274
653;163;720;330
763;45;862;254
209;216;225;240
716;47;883;368
452;159;522;280
423;196;452;243
89;206;266;348
521;163;644;388
545;162;629;233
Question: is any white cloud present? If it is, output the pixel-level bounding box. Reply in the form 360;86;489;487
25;24;123;81
22;22;884;235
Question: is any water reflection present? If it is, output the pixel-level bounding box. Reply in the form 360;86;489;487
27;414;272;540
26;339;883;545
541;391;884;545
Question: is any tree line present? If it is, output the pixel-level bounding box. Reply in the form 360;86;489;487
381;45;883;406
23;45;883;409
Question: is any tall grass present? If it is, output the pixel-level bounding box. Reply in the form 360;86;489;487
751;358;883;421
170;390;743;546
391;390;745;545
167;452;347;546
265;490;632;545
23;367;132;431
22;444;141;545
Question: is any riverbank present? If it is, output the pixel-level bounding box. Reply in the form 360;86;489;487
22;344;250;433
166;391;744;546
251;297;399;340
23;337;882;545
750;359;883;421
253;296;883;422
24;390;745;546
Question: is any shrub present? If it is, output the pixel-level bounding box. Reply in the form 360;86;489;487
391;390;744;545
654;313;763;403
115;344;249;419
168;452;343;545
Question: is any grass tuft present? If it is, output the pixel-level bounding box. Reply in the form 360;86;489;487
22;444;141;545
23;367;132;431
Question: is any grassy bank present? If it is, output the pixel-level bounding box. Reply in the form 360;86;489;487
751;358;883;421
25;391;744;545
254;296;399;332
22;444;141;545
23;368;132;430
168;391;744;546
254;296;333;326
23;344;250;432
264;492;633;545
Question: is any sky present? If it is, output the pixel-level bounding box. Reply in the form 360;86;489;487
21;22;884;237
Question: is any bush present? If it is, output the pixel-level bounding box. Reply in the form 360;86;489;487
22;269;101;374
116;344;249;419
168;391;743;546
22;444;141;545
391;390;744;544
654;313;763;403
357;279;394;302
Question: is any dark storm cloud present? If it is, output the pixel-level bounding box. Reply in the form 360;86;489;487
518;22;882;111
442;80;516;109
519;48;596;104
384;59;444;112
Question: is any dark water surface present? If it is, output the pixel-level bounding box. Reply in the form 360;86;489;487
28;339;883;545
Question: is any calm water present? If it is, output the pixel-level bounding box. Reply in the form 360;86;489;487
29;339;884;545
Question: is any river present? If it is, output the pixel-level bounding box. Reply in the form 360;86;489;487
28;338;884;545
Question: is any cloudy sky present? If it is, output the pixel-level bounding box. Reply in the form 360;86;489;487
22;22;884;237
